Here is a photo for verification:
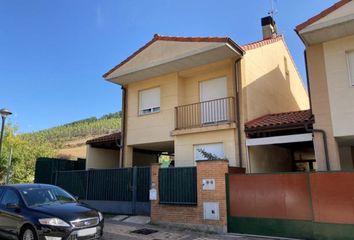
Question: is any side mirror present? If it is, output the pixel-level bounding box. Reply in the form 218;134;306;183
74;196;79;201
6;203;20;209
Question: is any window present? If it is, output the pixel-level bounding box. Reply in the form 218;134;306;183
347;51;354;87
139;87;160;115
1;189;20;206
194;143;224;161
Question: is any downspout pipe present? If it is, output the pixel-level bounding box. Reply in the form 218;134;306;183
305;124;330;171
115;85;126;168
234;58;243;168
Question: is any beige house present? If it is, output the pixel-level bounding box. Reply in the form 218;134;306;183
296;0;354;171
103;17;309;172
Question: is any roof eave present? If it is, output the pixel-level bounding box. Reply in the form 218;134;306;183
105;43;243;85
102;35;245;81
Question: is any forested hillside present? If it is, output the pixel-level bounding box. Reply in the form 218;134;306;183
22;112;121;149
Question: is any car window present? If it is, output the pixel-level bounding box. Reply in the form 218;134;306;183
20;186;76;207
1;189;20;206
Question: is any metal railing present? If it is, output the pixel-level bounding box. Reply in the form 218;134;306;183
175;97;235;130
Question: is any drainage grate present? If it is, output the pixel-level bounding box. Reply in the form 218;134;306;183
130;228;158;235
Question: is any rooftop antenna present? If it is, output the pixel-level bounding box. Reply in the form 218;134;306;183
268;0;278;19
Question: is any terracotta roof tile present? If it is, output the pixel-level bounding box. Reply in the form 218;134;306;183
241;35;283;51
245;110;313;131
296;0;352;32
86;132;121;145
103;34;245;79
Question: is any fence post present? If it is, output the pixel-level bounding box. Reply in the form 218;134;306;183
132;167;138;215
54;171;58;185
85;170;90;200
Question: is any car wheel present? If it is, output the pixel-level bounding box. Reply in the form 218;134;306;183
21;227;37;240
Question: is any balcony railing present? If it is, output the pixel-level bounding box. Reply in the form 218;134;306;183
175;97;235;130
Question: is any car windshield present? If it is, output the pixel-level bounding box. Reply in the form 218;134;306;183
20;186;76;207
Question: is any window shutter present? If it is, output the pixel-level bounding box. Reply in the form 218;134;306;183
139;87;160;113
347;51;354;86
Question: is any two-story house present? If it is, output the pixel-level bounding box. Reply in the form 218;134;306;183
296;0;354;171
103;17;309;173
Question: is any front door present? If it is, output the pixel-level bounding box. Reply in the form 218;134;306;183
200;77;228;124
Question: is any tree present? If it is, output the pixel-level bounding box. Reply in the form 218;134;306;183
0;123;55;184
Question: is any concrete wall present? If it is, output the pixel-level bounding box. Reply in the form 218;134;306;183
86;145;119;169
306;44;341;170
177;59;234;106
323;35;354;137
243;39;309;122
175;129;236;167
249;145;292;173
125;73;177;146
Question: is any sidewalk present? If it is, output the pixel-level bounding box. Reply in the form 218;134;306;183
102;219;282;240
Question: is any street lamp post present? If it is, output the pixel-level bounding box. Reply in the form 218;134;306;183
0;108;12;183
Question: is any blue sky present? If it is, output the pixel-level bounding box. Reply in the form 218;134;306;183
0;0;337;133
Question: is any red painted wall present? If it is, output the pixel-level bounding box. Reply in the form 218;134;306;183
229;172;354;224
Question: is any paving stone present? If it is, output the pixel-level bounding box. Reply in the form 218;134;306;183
103;221;287;240
111;215;129;222
123;216;151;224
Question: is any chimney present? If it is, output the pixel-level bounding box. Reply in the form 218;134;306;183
261;16;277;39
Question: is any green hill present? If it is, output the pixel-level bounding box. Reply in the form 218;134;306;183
22;112;121;149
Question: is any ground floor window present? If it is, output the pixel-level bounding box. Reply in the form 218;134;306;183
194;143;224;161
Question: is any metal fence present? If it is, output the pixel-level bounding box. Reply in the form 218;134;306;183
159;167;197;205
34;157;86;184
54;167;150;202
55;170;87;200
175;97;235;130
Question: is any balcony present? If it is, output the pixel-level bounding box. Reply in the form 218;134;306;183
175;97;235;130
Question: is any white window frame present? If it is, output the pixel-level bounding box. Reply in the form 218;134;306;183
346;50;354;87
194;143;225;162
139;87;160;115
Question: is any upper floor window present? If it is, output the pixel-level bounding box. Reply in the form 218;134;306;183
139;87;160;115
347;51;354;87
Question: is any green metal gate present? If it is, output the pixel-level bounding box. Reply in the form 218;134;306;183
55;166;151;216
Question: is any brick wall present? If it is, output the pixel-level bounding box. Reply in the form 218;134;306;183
150;160;229;233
